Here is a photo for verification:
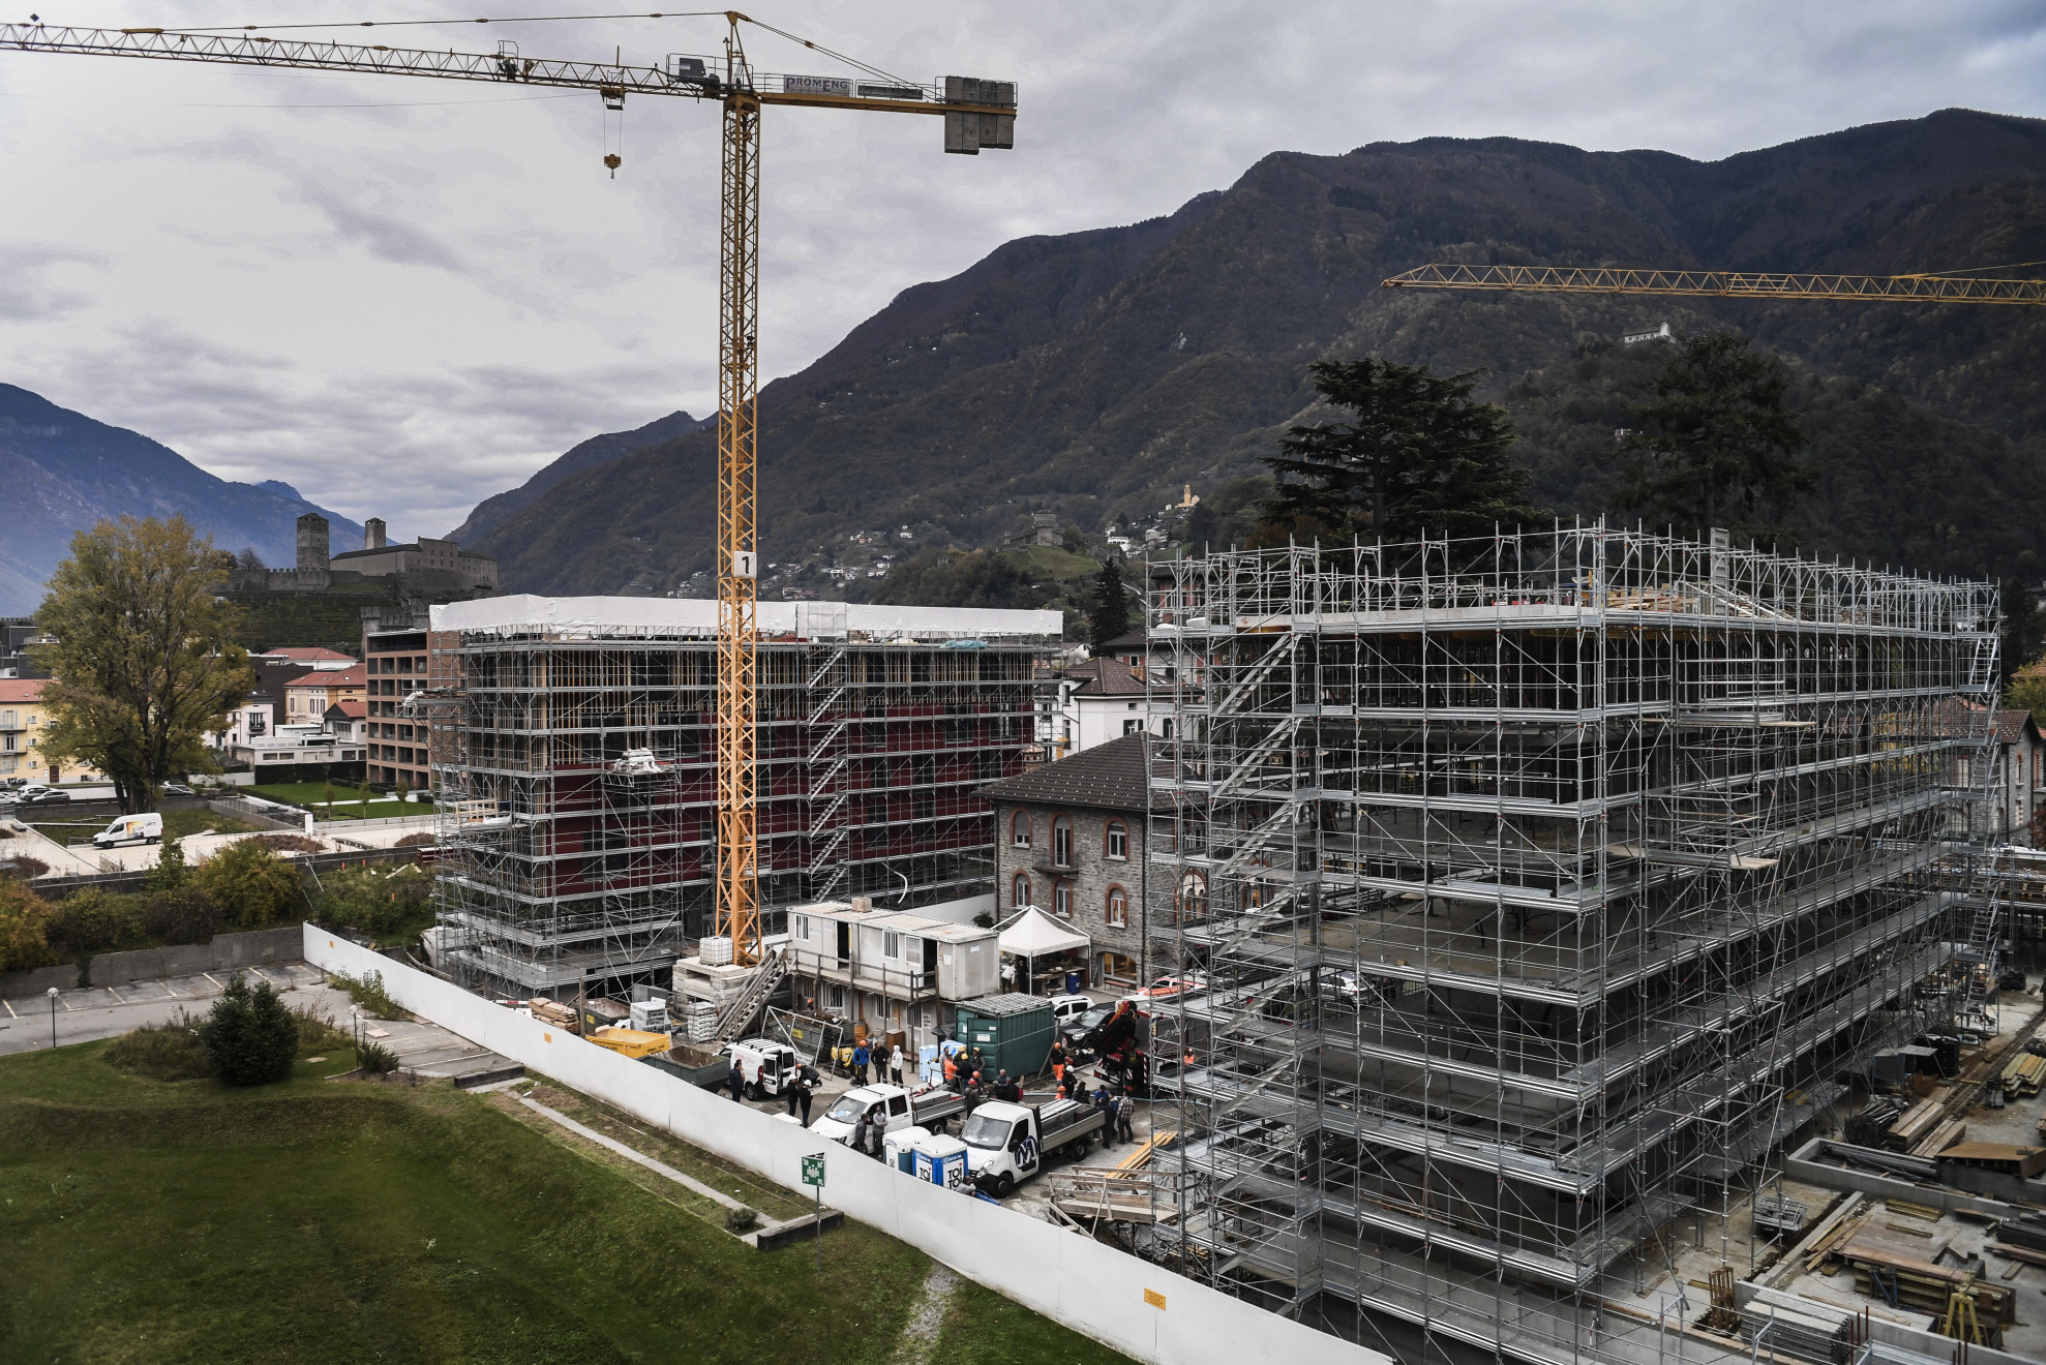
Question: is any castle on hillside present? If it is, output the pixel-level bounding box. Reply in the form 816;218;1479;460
228;513;498;599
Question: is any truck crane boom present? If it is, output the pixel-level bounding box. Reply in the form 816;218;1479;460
1381;262;2046;305
1;17;1018;970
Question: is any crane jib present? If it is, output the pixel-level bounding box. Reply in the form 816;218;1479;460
0;24;1020;120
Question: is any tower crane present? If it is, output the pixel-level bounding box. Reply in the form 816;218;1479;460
1381;262;2046;304
0;16;1017;968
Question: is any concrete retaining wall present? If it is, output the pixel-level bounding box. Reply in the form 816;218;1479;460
0;924;309;997
302;926;1391;1365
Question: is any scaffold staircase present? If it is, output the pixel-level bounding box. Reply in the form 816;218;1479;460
712;945;789;1044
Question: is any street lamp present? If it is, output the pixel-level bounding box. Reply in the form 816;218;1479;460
46;985;58;1050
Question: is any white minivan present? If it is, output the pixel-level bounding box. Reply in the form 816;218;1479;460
92;812;163;847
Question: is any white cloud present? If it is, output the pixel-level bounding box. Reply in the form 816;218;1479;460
0;1;2040;542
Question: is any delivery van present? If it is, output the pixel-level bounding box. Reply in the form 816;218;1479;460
93;812;163;848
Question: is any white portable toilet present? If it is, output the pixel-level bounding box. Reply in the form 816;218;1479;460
883;1124;931;1174
910;1132;971;1192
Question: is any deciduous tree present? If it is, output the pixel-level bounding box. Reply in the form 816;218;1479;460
34;516;251;812
1261;358;1540;543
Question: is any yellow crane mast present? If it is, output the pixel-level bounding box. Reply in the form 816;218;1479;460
1382;262;2046;304
0;16;1017;968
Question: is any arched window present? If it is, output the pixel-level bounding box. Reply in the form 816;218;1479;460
1051;815;1073;867
1053;879;1073;918
1105;885;1129;928
1012;872;1030;908
1104;819;1128;861
1010;810;1031;848
1175;869;1207;925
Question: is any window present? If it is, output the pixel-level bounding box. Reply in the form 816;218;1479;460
1010;810;1031;848
1123;718;1143;735
1105;819;1128;861
1052;816;1073;867
884;930;901;960
1012;872;1030;908
1106;886;1129;927
1175;869;1207;925
793;915;809;941
1053;879;1073;919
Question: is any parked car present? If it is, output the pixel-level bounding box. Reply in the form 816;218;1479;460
18;787;71;807
1130;974;1206;1002
1050;995;1095;1029
162;783;194;797
1060;1003;1115;1051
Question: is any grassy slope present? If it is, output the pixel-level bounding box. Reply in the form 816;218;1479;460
0;1042;1133;1365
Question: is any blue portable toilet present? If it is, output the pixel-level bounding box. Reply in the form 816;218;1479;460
911;1133;971;1191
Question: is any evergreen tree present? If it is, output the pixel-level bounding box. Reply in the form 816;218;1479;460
1261;357;1539;543
1088;556;1132;650
1617;332;1814;541
198;973;299;1085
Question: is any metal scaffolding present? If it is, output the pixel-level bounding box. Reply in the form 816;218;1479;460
1147;525;2004;1364
430;600;1057;998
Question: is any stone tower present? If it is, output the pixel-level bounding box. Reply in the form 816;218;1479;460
364;517;387;550
295;512;331;588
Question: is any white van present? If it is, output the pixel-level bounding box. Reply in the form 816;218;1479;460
92;812;163;848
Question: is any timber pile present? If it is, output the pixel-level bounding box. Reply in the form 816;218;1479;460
2001;1052;2046;1098
1909;1116;1967;1156
1993;1210;2046;1266
527;997;580;1032
1840;1223;2015;1324
1887;1094;1949;1149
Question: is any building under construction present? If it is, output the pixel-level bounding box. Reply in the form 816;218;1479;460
426;595;1060;998
1147;526;2006;1363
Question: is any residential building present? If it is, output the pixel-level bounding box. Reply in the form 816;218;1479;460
0;617;48;680
282;663;367;724
248;647;357;711
784;898;1001;1046
428;595;1062;998
211;692;276;753
1148;527;2005;1365
1038;655;1161;759
322;700;368;746
223;720;366;774
981;732;1163;988
1985;706;2041;842
0;678;107;783
362;621;459;791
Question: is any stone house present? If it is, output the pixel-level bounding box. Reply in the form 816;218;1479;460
979;733;1169;988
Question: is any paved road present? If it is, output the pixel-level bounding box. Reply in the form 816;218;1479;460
0;962;341;1054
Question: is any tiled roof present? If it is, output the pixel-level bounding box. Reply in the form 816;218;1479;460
979;733;1149;813
1071;656;1146;697
282;665;367;688
0;678;45;703
1097;630;1148;653
259;647;356;662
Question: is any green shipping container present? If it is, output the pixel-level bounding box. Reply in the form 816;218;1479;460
953;993;1057;1078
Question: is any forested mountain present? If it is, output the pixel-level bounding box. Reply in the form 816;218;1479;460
456;108;2046;595
0;384;361;614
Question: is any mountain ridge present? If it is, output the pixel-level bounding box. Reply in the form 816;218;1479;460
451;107;2046;597
0;383;363;614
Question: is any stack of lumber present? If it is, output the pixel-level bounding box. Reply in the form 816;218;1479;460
1909;1117;1967;1156
1992;1211;2046;1267
527;997;579;1032
2000;1051;2046;1098
1840;1223;2015;1324
1737;1285;1851;1363
1887;1094;1950;1150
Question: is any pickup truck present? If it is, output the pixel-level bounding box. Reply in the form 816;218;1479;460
960;1098;1104;1197
811;1082;967;1147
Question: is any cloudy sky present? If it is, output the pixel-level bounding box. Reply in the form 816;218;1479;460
3;3;2042;541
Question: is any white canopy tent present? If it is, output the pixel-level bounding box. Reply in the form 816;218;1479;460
999;906;1089;957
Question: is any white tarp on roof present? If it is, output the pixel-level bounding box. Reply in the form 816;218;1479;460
431;594;1060;640
999;906;1089;958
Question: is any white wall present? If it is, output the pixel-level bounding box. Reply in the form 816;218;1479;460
305;927;1389;1365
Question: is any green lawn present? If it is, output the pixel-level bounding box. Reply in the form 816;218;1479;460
0;1039;1132;1365
248;782;433;821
